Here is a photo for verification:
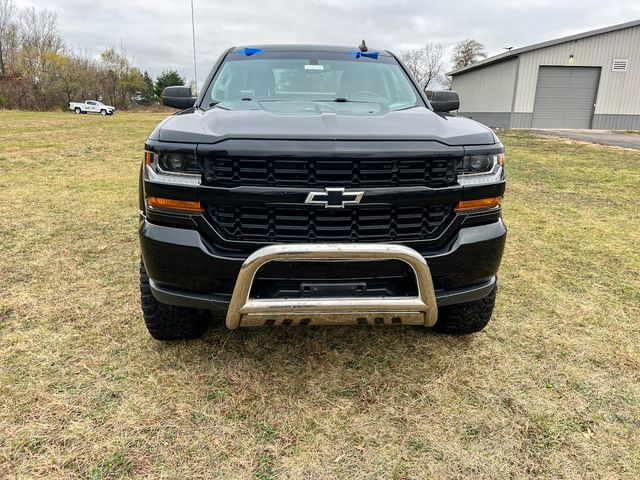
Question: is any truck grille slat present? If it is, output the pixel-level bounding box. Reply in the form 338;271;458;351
204;156;457;187
208;205;453;243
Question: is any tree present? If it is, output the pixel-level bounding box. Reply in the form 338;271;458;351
142;70;154;100
16;7;65;109
451;39;488;70
57;54;76;104
100;46;127;107
58;50;96;104
18;7;63;54
400;43;445;92
0;0;17;77
74;50;100;100
0;4;157;110
121;66;146;105
154;69;185;98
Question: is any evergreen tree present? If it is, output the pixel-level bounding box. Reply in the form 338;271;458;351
154;69;185;98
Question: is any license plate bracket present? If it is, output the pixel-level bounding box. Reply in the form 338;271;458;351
300;281;367;297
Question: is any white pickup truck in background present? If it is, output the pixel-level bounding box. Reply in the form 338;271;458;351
68;100;115;115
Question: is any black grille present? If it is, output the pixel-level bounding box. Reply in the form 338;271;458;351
203;156;457;188
207;204;453;243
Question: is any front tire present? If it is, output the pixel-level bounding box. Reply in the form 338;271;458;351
432;285;497;335
100;109;107;115
139;260;211;340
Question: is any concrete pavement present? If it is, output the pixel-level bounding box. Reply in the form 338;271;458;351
531;129;640;150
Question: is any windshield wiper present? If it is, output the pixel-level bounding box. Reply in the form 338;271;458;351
208;98;253;107
315;98;381;104
393;104;421;111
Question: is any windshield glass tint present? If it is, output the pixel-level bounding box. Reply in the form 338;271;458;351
206;51;420;110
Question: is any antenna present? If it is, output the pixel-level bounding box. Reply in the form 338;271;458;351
190;0;198;94
503;46;513;52
359;40;368;52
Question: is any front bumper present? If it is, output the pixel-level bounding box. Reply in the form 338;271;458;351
225;243;439;328
139;217;506;313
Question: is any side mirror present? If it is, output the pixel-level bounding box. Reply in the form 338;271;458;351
429;90;460;113
162;86;197;109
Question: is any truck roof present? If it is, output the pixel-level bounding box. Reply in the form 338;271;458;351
231;44;393;56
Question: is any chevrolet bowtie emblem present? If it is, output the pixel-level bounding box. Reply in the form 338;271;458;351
305;187;364;208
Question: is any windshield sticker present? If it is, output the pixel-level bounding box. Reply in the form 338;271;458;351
304;64;324;70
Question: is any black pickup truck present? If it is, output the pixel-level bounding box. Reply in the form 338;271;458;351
139;44;506;340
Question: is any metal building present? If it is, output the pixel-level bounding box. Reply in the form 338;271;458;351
448;20;640;129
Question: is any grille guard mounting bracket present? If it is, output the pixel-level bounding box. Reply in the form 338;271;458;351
225;243;438;328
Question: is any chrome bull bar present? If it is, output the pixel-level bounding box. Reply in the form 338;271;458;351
226;244;438;329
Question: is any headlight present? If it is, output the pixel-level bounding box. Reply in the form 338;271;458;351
457;152;504;185
158;152;200;173
144;150;201;186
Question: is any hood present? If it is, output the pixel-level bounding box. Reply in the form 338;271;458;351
152;102;496;146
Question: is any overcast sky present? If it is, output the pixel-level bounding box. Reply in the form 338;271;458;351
18;0;640;83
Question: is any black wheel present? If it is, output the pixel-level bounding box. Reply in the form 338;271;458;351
139;260;211;340
432;285;497;335
74;107;81;114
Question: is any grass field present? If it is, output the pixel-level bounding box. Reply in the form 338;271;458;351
1;111;639;479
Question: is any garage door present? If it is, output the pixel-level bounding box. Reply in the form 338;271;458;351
531;66;600;129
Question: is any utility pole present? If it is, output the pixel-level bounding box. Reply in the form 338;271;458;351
190;0;198;94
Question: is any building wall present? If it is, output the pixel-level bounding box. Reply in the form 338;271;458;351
451;58;517;127
513;25;640;127
451;24;640;129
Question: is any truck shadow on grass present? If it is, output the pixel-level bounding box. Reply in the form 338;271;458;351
206;323;479;365
148;323;484;400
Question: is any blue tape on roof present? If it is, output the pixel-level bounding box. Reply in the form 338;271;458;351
238;48;264;56
347;51;380;59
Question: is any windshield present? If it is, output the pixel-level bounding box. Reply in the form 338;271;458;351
204;50;421;111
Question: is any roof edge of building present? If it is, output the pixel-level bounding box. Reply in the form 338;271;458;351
447;18;640;76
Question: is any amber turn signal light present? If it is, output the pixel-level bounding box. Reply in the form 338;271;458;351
147;196;203;213
455;197;501;212
145;151;154;165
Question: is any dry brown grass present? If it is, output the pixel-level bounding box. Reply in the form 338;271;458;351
0;112;639;479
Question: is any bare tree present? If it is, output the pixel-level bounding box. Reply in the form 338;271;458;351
58;50;96;104
400;43;445;92
0;0;17;77
99;46;147;109
15;7;65;108
451;39;488;70
18;7;63;54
